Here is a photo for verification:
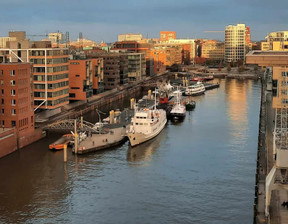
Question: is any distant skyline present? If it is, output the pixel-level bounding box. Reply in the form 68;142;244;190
1;0;288;42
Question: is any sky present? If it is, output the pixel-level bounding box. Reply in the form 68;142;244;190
1;0;288;42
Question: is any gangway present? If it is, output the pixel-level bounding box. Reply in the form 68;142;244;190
43;119;97;133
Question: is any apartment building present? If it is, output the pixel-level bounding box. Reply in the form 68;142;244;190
91;58;104;94
151;44;182;73
69;59;93;101
127;53;146;82
160;31;176;42
261;31;288;51
202;40;225;63
0;63;34;132
113;41;154;76
30;42;69;110
0;32;69;110
225;24;247;62
118;33;143;42
168;39;196;61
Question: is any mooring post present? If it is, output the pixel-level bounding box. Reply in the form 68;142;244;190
64;144;67;162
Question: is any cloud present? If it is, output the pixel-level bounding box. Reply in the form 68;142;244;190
0;0;287;41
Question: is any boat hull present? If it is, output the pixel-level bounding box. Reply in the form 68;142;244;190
185;89;205;96
128;118;167;146
74;126;128;154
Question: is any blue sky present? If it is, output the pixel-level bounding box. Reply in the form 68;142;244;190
1;0;288;42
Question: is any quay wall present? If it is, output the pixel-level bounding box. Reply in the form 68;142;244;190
0;129;17;158
18;129;45;149
254;77;267;224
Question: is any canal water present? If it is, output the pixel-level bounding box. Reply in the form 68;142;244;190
0;79;261;224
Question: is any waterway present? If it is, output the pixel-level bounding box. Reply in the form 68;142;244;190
0;78;261;224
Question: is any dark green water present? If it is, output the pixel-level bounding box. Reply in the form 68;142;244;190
0;78;261;224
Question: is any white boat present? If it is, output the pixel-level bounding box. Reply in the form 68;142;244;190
127;106;167;147
185;82;205;96
170;89;186;119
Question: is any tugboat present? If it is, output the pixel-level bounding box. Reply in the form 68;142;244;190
127;93;167;146
169;89;186;120
185;82;205;96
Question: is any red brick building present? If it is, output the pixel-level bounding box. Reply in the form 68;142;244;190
69;59;93;101
0;63;44;158
0;63;34;132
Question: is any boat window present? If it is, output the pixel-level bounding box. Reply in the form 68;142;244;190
135;123;139;125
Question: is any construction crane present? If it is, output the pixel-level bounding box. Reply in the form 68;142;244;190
204;31;224;33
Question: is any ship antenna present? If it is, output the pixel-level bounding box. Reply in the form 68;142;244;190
154;88;157;110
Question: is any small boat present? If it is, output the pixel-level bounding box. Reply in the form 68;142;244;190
185;82;205;96
49;134;74;150
203;75;214;81
185;100;196;110
191;77;204;82
169;89;186;119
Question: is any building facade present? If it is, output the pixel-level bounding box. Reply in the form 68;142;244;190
30;45;69;110
91;58;104;94
0;32;69;110
0;63;34;132
168;39;196;61
202;40;225;63
69;59;93;101
127;53;146;82
118;33;143;42
261;31;288;51
225;24;247;63
160;31;176;42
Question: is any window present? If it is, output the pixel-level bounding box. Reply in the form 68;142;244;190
10;70;15;76
1;99;4;104
11;121;16;127
1;120;4;126
11;99;16;105
1;89;4;95
11;89;16;96
1;109;4;114
10;80;16;86
0;80;3;85
11;109;16;115
0;70;3;76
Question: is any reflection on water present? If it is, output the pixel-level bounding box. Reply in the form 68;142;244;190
0;79;261;224
127;128;167;166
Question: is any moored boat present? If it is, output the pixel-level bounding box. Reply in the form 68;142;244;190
49;134;74;150
185;100;196;110
74;109;133;154
185;82;205;96
169;89;186;119
127;106;167;147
